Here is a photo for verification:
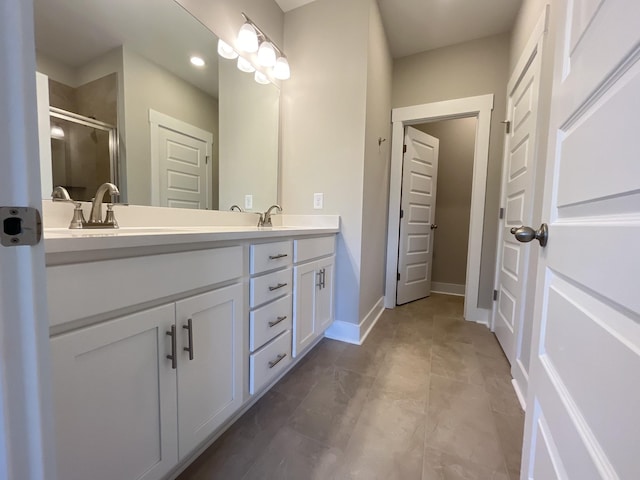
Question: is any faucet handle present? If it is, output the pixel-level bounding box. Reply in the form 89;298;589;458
104;204;119;229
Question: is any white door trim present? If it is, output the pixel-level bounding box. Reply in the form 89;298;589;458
0;0;56;478
385;94;494;324
149;109;213;208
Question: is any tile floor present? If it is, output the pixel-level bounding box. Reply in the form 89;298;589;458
178;294;525;480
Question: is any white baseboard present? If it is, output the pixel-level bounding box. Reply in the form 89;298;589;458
324;296;385;345
512;378;527;412
431;281;465;296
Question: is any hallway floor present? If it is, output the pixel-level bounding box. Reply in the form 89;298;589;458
178;294;524;480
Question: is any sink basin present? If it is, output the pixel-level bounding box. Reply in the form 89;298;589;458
44;226;200;238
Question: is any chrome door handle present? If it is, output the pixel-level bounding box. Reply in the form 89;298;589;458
510;224;548;247
430;224;438;230
268;353;287;368
268;316;287;327
268;253;288;260
268;282;288;291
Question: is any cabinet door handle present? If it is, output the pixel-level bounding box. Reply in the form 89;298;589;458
268;282;288;291
268;253;288;260
316;271;322;289
268;353;287;368
166;325;177;369
183;318;194;361
321;268;326;289
268;315;287;327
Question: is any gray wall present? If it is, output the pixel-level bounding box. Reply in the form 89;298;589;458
359;0;393;319
392;33;510;308
417;117;476;287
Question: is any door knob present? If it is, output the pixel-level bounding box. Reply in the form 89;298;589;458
510;224;548;247
430;224;438;230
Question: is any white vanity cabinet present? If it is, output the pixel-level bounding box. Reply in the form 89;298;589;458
293;236;336;357
48;246;244;480
50;304;179;480
248;240;294;394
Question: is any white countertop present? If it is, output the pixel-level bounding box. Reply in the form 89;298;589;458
44;224;339;255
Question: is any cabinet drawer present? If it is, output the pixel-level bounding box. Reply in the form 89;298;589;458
250;240;293;275
250;268;292;308
294;236;335;263
249;330;292;394
250;295;293;352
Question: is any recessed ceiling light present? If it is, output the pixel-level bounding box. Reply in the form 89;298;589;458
190;56;205;67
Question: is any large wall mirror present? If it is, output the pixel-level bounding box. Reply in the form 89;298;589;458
33;0;280;212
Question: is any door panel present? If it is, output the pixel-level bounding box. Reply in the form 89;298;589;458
293;261;317;357
175;284;243;460
158;126;210;209
396;127;439;305
493;32;543;389
523;0;640;478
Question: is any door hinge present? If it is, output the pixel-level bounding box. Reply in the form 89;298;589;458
499;207;504;220
400;209;404;219
0;206;42;247
493;289;498;301
397;273;400;281
403;144;407;153
501;120;511;134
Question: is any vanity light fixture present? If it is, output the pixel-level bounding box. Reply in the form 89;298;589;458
217;39;238;59
257;41;277;67
237;56;256;73
190;56;205;67
254;71;270;85
50;125;65;139
237;22;259;53
273;56;290;80
233;13;291;82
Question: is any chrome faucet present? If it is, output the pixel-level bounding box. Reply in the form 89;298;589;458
230;204;243;212
259;204;282;227
87;182;120;228
51;186;86;229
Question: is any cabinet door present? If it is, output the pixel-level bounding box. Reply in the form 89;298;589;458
315;256;335;332
175;283;243;460
293;260;319;357
50;305;178;480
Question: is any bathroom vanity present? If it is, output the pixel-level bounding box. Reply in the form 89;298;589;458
44;209;339;480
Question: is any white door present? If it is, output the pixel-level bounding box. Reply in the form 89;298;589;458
50;305;178;480
397;126;439;305
175;284;243;460
493;19;545;394
149;110;212;210
522;1;640;478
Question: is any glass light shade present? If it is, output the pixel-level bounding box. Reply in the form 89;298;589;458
50;125;65;139
237;23;259;53
217;39;238;59
254;70;270;85
237;56;255;73
257;41;277;67
273;56;290;80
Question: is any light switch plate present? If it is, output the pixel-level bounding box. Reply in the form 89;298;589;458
313;193;323;209
244;195;253;210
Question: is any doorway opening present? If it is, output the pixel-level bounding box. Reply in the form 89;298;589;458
385;94;494;324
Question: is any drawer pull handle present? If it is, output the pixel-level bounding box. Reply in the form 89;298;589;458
268;353;287;368
268;316;287;327
268;253;288;260
269;282;288;291
166;325;177;369
183;318;194;361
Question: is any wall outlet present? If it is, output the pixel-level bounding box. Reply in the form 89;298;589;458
244;194;253;210
313;193;324;209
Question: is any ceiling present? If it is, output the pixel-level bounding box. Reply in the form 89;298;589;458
276;0;522;58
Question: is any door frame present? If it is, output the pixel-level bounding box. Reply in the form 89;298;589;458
0;0;56;477
149;109;213;209
385;94;494;324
